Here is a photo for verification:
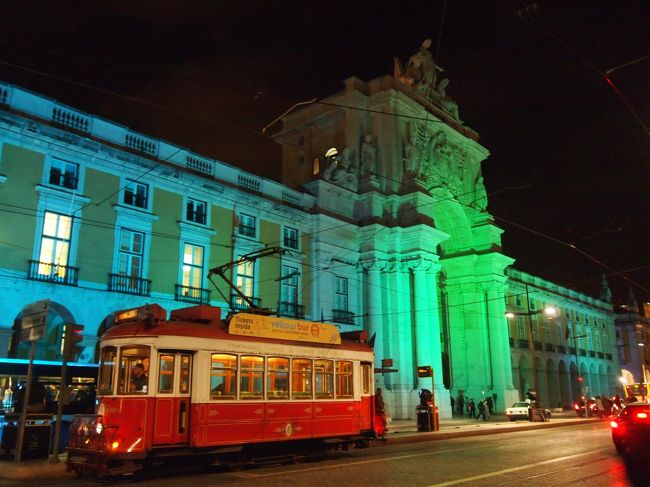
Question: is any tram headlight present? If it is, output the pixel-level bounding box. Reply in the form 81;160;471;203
111;441;120;450
95;422;103;434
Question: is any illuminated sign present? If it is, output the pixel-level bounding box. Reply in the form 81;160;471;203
116;308;140;323
417;365;433;378
229;314;341;344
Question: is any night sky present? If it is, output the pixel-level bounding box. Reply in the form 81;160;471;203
2;1;649;304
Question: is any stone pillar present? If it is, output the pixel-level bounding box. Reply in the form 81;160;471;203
410;257;451;419
359;259;386;385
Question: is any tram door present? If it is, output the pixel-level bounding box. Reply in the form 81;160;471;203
153;352;192;445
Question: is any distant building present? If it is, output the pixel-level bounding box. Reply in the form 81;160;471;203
0;42;622;417
615;291;650;388
506;269;619;408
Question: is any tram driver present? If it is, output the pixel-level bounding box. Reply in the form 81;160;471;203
131;363;149;393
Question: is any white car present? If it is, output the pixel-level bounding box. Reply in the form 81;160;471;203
505;402;552;421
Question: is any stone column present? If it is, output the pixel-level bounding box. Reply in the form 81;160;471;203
359;259;386;384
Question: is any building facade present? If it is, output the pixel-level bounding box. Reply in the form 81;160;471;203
615;294;650;388
0;42;622;418
506;269;619;408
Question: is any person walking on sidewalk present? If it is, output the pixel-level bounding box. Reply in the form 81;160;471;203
374;388;388;441
476;399;488;421
486;395;495;416
468;398;476;418
457;394;465;416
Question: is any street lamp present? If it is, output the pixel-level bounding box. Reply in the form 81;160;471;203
506;305;557;405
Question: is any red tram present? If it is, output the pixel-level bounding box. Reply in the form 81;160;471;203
66;304;378;476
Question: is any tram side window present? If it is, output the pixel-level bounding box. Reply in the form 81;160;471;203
361;363;371;394
292;358;312;400
314;360;334;399
336;361;353;398
267;357;289;400
210;354;236;399
158;354;175;393
98;346;117;395
240;356;264;400
117;346;150;394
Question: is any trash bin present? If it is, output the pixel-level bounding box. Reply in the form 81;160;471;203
416;404;434;431
1;414;52;459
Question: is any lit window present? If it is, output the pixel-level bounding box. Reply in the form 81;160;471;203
315;360;334;399
210;354;237;399
182;243;204;291
291;358;312;400
38;212;72;278
240;356;264;400
267;357;289;400
235;258;254;299
336;361;353;398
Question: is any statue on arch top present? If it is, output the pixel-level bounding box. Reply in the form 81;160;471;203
394;39;443;101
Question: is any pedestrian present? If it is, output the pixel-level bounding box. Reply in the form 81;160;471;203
374;388;387;440
457;394;465;417
476;399;487;421
486;395;495;416
468;398;476;418
613;394;622;413
450;396;455;415
601;395;612;417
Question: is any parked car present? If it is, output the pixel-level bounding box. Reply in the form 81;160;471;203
505;402;552;421
572;399;604;417
610;402;650;458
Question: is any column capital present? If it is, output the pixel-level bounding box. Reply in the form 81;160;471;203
403;256;440;273
357;258;387;273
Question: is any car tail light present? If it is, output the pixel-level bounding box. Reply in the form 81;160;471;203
573;404;579;410
610;420;619;429
636;412;648;419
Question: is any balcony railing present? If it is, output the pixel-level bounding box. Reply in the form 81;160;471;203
332;309;355;325
509;337;514;347
606;353;612;360
597;351;604;359
557;345;566;353
230;295;261;312
588;350;596;357
108;273;151;296
544;343;554;352
534;341;542;351
279;302;305;318
28;260;78;286
238;225;256;238
569;347;577;354
518;339;529;349
579;349;587;356
175;284;211;305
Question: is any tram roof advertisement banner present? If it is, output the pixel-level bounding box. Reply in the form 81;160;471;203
229;314;341;344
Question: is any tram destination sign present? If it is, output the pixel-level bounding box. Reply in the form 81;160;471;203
229;314;341;344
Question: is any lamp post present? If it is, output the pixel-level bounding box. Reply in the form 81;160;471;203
506;304;557;405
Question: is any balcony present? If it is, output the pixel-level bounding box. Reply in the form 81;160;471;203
597;352;604;359
238;224;256;238
509;337;514;347
557;345;566;353
588;350;596;357
579;349;587;356
175;284;211;305
108;273;151;296
569;347;577;354
332;309;355;325
518;339;529;349
28;260;78;286
544;343;554;352
230;295;261;312
279;302;305;318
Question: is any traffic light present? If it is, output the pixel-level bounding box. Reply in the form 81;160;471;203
63;323;84;360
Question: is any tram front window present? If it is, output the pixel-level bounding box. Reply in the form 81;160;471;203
117;346;150;394
98;346;117;395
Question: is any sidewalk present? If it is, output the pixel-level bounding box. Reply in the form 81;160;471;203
0;411;601;481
